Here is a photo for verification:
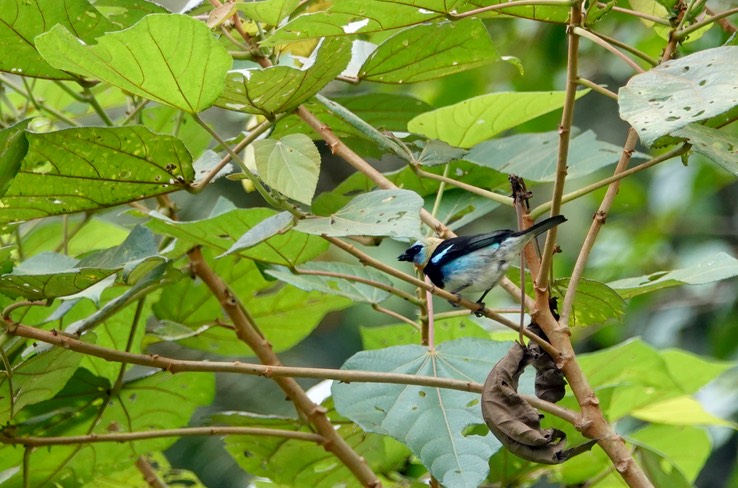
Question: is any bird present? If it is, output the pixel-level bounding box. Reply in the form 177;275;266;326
398;215;566;314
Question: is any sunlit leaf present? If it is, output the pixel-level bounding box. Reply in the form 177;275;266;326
295;189;423;240
216;38;351;117
619;46;738;146
0;126;193;225
608;252;738;299
36;14;231;112
0;0;115;79
629;424;711;484
92;0;170;29
631;396;736;427
333;338;535;487
251;134;320;205
359;19;499;83
409;90;589;148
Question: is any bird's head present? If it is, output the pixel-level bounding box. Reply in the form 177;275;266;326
397;237;444;268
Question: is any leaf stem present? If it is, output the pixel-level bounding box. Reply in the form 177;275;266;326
0;75;80;127
448;0;576;19
607;4;672;25
413;166;515;207
575;78;618;101
676;6;738;39
372;304;420;329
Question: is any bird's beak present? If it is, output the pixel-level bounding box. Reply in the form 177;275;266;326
397;251;414;262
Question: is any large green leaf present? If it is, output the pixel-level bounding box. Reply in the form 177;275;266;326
251;134;320;205
35;14;231;112
0;126;194;225
147;205;327;266
408;90;589;148
629;424;711;484
151;254;349;356
0;340;90;423
426;189;500;232
630;396;736;427
92;0;170;29
266;261;393;304
333;338;534;488
216;37;351;117
0;119;30;197
0;0;116;80
576;339;733;420
295;189;423;239
674;124;738;176
465;129;648;181
359;19;499;83
608;252;738;299
619;46;738;146
0;368;214;487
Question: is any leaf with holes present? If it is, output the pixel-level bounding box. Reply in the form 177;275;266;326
359;19;499;83
295;189;423;240
266;262;393;303
0;0;116;79
251;134;320;205
674;124;738;176
216;38;351;117
409;90;589;148
333;338;535;488
608;252;738;299
0;126;193;225
35;14;231;112
619;46;738;146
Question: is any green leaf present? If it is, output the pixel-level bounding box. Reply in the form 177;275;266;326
576;339;732;420
221;211;294;257
359;19;499;83
266;262;393;303
360;317;489;349
618;46;738;147
465;0;570;22
630;396;737;427
408;90;589;148
20;217;128;258
83;451;205;488
151;254;349;355
0;340;90;423
0;252;118;300
251;134;320;205
425;190;500;232
674;124;738;176
0;0;116;80
333;339;534;487
216;37;351;117
3;368;214;487
236;0;300;26
147;206;327;266
0;120;30;197
0;126;193;225
551;278;626;327
608;252;738;299
465;129;648;181
629;424;711;483
35;14;232;112
295;189;423;239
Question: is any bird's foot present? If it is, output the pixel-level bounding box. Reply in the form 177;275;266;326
473;301;486;317
448;293;464;308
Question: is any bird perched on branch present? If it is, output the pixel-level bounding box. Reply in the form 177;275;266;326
398;215;566;313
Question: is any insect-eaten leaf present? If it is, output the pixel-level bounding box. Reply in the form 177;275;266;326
295;189;423;240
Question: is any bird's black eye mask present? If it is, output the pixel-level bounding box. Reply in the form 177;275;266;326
398;244;423;262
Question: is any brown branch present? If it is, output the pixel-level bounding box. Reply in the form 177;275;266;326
135;457;168;488
186;247;381;487
2;322;577;422
1;426;324;447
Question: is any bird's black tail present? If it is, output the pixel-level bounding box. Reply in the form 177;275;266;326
515;215;567;238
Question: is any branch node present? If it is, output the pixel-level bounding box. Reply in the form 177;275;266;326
584;394;600;406
594;210;607;223
616;458;631;473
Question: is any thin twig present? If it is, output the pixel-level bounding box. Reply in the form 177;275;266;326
371;304;420;329
576;78;618;101
607;4;672;25
449;0;576;19
572;27;646;73
413;167;515;207
136;457;168;488
676;6;738;39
